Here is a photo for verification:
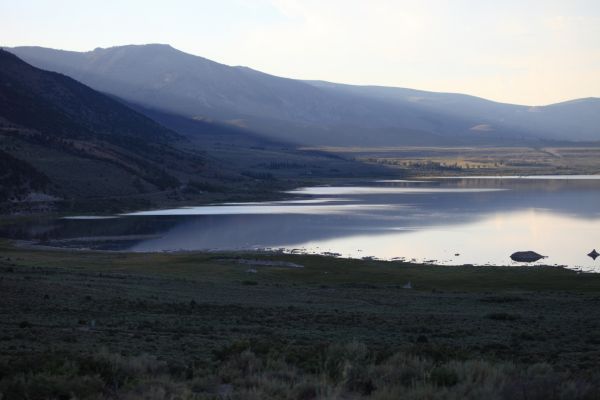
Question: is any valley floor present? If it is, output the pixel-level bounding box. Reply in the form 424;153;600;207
304;146;600;177
1;241;600;399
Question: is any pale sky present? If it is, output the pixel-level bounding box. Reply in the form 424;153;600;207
2;0;599;105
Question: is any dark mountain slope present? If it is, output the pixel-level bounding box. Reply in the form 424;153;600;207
122;101;289;150
0;48;181;147
0;148;50;202
0;50;209;209
124;102;394;183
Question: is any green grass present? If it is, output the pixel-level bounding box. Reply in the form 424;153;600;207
2;240;599;292
305;146;600;176
1;240;600;399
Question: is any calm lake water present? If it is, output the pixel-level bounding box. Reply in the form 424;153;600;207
3;176;600;271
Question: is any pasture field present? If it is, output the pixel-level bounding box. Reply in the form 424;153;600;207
1;241;600;398
303;146;600;176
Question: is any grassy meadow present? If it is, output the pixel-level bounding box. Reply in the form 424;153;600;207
1;240;600;399
303;146;600;176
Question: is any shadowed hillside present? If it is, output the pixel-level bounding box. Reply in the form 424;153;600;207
0;50;215;210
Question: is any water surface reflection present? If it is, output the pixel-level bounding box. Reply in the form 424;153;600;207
2;177;599;271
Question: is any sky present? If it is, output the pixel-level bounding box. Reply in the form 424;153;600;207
1;0;599;105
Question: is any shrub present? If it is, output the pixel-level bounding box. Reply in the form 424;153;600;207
18;321;31;329
322;341;370;381
293;382;318;400
486;312;520;321
430;366;459;387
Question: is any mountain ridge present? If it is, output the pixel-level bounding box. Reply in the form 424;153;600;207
6;44;600;145
13;44;595;108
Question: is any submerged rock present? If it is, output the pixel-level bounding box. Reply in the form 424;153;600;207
510;251;546;263
588;249;600;260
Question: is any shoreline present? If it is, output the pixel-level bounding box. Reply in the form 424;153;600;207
3;170;600;217
5;238;578;272
1;238;594;280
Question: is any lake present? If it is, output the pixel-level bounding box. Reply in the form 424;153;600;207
3;176;600;271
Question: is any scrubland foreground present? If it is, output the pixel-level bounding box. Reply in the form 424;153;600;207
1;241;600;399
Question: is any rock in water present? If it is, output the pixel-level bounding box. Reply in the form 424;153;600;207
510;251;546;263
588;249;600;260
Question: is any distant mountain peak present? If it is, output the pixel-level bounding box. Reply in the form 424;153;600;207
93;43;173;51
89;43;181;56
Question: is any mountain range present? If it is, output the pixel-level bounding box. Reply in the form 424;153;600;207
0;49;383;210
8;44;600;146
2;43;599;211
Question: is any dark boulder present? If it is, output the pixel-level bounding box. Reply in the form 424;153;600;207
510;251;546;263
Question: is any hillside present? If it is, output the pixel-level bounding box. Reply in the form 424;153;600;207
307;81;600;142
0;49;210;210
8;44;600;145
0;50;393;212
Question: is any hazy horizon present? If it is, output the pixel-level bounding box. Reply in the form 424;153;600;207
1;0;599;105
